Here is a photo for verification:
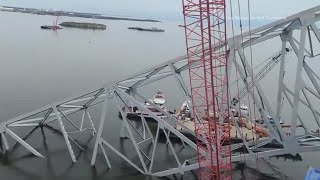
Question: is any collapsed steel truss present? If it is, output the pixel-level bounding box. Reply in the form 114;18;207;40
1;5;320;178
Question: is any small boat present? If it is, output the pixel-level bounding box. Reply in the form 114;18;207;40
119;90;172;121
40;25;62;30
41;16;62;30
128;27;165;32
153;90;165;108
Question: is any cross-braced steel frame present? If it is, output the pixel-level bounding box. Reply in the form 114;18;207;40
2;5;320;178
182;0;231;179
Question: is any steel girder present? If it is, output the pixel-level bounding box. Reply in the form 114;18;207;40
0;88;103;161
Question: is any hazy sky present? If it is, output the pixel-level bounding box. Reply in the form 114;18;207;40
1;0;320;21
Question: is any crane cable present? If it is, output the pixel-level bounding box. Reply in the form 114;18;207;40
246;0;261;175
236;0;254;140
236;0;260;176
237;0;253;170
230;0;247;168
237;0;248;78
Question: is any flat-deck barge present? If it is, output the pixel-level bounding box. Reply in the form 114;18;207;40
128;27;164;32
59;22;106;30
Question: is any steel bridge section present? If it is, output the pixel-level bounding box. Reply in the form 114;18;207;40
1;5;320;178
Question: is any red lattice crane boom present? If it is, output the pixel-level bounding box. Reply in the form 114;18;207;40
182;0;231;179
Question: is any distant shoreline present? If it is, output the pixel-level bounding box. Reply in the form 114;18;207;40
0;6;161;23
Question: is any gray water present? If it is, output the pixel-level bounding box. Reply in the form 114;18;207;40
0;11;318;180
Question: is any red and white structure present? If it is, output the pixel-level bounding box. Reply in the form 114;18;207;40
182;0;231;179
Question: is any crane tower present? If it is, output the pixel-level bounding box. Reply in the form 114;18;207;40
182;0;231;179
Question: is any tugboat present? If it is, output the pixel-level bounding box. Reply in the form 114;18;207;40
40;25;62;30
41;16;62;30
153;90;165;108
119;90;172;121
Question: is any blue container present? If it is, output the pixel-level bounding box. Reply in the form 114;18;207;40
305;167;320;180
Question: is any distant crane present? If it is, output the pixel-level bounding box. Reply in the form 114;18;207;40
52;15;60;30
40;14;62;30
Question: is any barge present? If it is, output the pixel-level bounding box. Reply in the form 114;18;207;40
59;22;106;30
128;27;164;32
119;91;274;143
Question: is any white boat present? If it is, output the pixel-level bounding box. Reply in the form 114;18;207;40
153;90;165;108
